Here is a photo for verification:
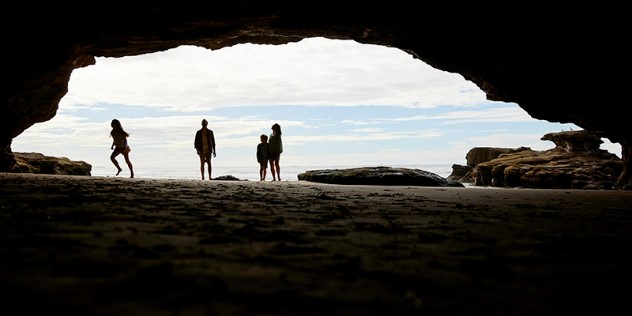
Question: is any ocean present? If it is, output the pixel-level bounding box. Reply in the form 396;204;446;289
90;164;455;182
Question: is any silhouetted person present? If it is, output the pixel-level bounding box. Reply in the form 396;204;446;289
257;134;269;181
109;119;134;178
268;123;283;181
194;119;216;180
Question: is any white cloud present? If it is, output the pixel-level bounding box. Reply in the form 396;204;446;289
62;37;488;111
431;107;535;124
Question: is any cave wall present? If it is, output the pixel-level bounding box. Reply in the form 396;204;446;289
2;3;629;187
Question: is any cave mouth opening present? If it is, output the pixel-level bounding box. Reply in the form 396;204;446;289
13;37;612;181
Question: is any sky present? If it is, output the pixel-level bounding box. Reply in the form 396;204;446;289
12;37;620;177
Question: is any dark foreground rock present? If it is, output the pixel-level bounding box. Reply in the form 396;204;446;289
298;166;465;187
12;152;91;175
214;175;244;181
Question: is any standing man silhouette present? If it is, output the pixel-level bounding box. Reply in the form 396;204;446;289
194;119;216;180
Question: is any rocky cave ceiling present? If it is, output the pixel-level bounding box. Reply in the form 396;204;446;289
1;3;629;186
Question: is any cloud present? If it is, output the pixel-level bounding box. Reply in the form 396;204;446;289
62;37;489;111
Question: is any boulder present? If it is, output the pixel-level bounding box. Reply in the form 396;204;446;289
214;175;243;181
298;166;464;187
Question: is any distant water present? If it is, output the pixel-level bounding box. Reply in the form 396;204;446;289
90;164;455;182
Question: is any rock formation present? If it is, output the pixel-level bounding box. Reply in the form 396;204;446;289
465;147;530;167
298;166;464;187
12;152;91;176
449;131;623;189
1;4;630;188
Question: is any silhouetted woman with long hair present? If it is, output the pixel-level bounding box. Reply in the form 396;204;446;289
110;119;134;178
268;123;283;181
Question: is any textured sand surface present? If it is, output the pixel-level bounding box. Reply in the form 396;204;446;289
1;173;631;315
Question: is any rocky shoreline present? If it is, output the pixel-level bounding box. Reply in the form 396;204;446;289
7;130;629;190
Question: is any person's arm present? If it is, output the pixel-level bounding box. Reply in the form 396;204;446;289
194;131;200;154
279;136;283;154
257;145;261;161
211;131;216;157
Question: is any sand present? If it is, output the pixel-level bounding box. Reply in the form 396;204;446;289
1;172;631;315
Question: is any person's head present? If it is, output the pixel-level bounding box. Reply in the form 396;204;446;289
110;119;129;136
201;119;208;127
271;123;282;135
111;119;122;130
260;134;268;143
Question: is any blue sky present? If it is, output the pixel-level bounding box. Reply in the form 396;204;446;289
12;37;620;176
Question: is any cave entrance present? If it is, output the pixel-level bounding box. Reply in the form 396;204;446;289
13;37;613;180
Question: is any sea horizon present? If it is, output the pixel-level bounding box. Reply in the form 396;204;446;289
90;164;455;182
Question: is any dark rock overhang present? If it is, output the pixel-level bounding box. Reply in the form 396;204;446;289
1;3;629;188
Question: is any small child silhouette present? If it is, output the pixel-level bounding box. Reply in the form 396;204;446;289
256;134;269;181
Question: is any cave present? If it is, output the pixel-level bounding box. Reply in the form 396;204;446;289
3;4;629;188
2;4;630;188
2;4;632;315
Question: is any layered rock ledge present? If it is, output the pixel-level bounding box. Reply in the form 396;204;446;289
449;130;624;190
12;152;91;176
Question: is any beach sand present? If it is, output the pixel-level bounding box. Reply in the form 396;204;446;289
1;173;631;315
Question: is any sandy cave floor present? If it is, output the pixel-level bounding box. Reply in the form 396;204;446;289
0;173;631;315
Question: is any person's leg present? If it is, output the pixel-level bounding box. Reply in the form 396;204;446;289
262;165;267;181
199;155;205;180
206;155;212;180
274;157;281;181
123;153;134;178
269;159;276;181
110;150;123;175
